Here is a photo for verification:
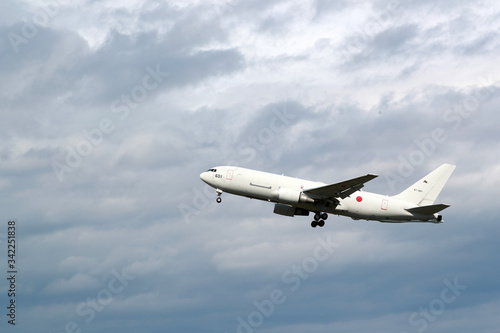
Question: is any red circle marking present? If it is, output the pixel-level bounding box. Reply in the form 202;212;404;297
356;196;363;202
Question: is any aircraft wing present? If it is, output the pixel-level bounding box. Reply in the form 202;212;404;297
304;174;378;200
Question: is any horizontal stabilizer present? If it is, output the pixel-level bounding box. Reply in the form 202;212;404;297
406;204;450;215
304;174;378;200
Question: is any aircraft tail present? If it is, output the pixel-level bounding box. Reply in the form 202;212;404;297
394;164;456;206
405;204;450;215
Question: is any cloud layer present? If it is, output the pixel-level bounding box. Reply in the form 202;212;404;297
1;0;499;332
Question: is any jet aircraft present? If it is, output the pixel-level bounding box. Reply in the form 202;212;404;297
200;164;456;228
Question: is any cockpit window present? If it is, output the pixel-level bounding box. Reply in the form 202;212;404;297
206;168;217;172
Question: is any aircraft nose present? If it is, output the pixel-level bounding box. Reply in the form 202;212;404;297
200;172;210;184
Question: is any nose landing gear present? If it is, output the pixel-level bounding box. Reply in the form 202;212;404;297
311;212;328;228
216;189;223;203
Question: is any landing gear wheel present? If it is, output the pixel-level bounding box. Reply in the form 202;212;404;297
312;212;326;228
215;189;223;203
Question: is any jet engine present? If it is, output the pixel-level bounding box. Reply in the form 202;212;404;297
276;187;314;204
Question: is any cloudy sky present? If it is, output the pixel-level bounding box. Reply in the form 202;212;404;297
1;0;500;332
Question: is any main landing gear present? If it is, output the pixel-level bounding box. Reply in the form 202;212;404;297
216;189;222;203
311;212;328;228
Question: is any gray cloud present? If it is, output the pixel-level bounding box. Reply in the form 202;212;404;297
1;1;500;332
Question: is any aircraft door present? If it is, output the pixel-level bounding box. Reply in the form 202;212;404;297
226;169;234;180
381;199;388;210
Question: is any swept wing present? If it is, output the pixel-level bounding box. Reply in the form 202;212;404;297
304;174;378;200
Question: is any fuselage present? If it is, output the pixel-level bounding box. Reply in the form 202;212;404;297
200;166;442;223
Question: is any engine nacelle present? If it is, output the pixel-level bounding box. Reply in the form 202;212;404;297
273;203;310;217
276;187;314;204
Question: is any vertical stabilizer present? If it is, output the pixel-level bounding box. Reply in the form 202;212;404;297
394;164;456;206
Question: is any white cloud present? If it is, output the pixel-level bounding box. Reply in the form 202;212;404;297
1;0;500;332
41;273;100;294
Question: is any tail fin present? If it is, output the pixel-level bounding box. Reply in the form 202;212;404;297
394;164;456;206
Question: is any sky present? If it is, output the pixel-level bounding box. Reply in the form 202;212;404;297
1;0;500;332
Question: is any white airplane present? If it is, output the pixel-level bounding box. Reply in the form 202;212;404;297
200;164;456;228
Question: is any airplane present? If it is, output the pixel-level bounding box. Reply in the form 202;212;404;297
199;164;456;228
